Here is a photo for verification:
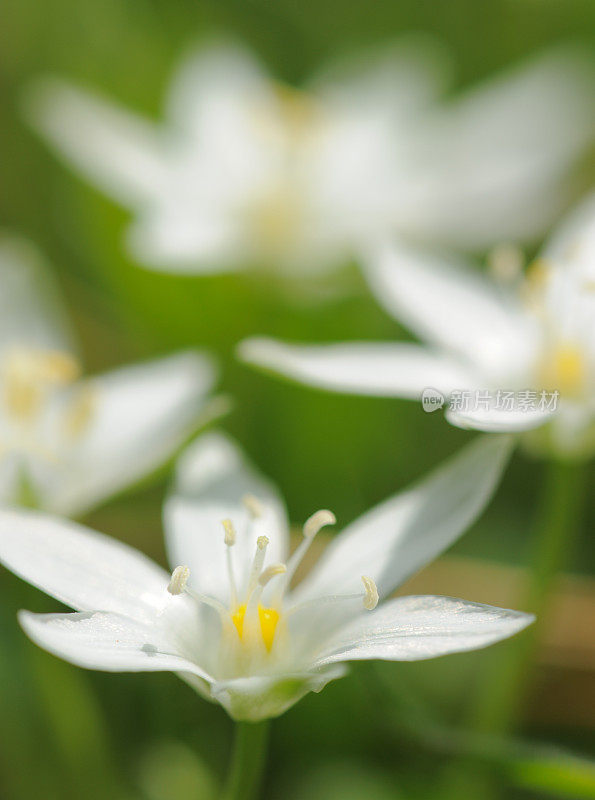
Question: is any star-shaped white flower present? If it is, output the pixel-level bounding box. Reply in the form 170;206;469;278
0;237;216;515
0;431;532;721
239;193;595;458
25;41;595;275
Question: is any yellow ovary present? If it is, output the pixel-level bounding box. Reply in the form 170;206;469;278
231;603;280;653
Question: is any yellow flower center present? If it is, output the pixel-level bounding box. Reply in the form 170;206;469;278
538;343;587;397
231;603;280;653
4;348;80;423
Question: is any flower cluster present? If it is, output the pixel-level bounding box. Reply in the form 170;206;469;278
1;37;594;736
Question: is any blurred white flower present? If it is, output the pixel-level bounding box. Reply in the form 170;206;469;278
0;431;531;721
0;237;216;515
25;41;595;275
239;193;595;458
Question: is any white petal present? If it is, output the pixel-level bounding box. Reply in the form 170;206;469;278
364;241;534;372
165;42;275;155
447;404;553;433
25;79;168;207
312;595;533;666
0;237;76;354
0;509;169;622
401;48;595;248
310;38;450;118
38;351;216;517
19;610;212;679
238;338;475;398
291;435;513;604
127;207;246;274
164;432;289;602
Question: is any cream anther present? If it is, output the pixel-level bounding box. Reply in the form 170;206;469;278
303;509;336;539
361;576;379;610
167;565;190;595
222;519;236;546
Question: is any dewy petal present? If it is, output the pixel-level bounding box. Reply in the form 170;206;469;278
311;595;533;667
238;338;475;398
19;611;212;680
0;237;77;355
447;404;554;433
38;351;216;517
0;509;170;623
291;435;513;605
363;241;535;372
164;432;289;603
24;79;169;207
209;664;347;722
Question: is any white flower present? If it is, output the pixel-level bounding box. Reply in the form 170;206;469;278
239;193;595;458
25;41;595;276
0;237;216;515
0;431;532;721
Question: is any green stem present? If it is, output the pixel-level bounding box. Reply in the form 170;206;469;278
473;458;587;734
222;721;270;800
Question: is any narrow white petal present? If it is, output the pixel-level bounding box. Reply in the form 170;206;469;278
292;435;513;604
364;241;535;373
312;595;533;666
0;237;76;354
238;338;475;398
447;404;553;433
164;432;289;602
0;510;169;622
19;610;212;679
25;79;168;207
39;351;216;516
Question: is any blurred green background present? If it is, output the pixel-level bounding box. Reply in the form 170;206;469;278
1;0;595;798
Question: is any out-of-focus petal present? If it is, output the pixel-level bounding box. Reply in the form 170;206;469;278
0;237;76;354
238;337;475;398
399;48;595;248
39;351;216;517
311;595;533;666
292;435;513;604
0;509;169;622
164;432;289;603
25;79;169;206
127;207;246;274
447;404;554;433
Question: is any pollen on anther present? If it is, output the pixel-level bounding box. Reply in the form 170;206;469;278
361;576;378;610
243;494;264;518
168;565;190;595
222;518;236;546
303;509;336;539
257;535;269;550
